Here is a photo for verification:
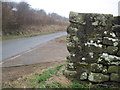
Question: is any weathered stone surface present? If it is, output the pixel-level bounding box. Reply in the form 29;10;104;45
98;53;120;65
64;70;77;78
103;38;113;46
80;72;88;80
110;73;120;82
103;37;119;46
75;62;90;74
117;50;120;56
105;46;118;54
102;66;108;74
67;25;78;36
67;63;75;70
90;63;103;73
108;66;120;73
69;12;85;25
69;11;113;26
88;73;109;82
66;11;120;83
112;26;120;37
88;45;103;53
67;42;75;48
110;61;120;65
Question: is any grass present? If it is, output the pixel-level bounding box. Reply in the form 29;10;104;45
2;32;55;40
28;64;64;84
2;63;120;89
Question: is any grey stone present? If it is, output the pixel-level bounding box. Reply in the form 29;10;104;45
102;66;108;74
67;63;75;70
100;53;120;63
103;38;113;46
117;50;120;56
80;72;88;80
75;62;90;74
112;26;120;37
110;73;120;82
69;11;85;25
108;66;120;73
110;61;120;65
105;46;118;54
88;73;109;82
64;70;77;78
66;11;120;83
90;63;103;72
89;45;103;53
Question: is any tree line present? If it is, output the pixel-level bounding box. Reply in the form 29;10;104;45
2;2;68;35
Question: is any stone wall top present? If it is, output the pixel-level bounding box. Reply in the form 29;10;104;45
69;11;113;26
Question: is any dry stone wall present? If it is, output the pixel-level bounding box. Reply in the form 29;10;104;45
65;11;120;83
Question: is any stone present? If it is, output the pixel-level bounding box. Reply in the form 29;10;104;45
110;61;120;65
88;73;109;83
66;55;72;63
67;26;78;35
117;50;120;56
73;36;80;43
88;45;103;53
103;38;113;46
100;53;120;63
112;26;120;37
67;42;76;52
91;14;113;26
66;11;120;83
69;11;86;25
64;70;77;78
75;62;90;74
67;63;75;70
102;66;108;74
110;73;120;82
80;72;88;80
67;42;75;48
69;11;113;26
90;63;103;72
108;66;120;73
105;46;118;55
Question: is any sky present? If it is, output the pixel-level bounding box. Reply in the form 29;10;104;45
4;0;120;17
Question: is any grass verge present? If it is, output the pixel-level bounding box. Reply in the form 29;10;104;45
2;63;119;89
2;32;55;40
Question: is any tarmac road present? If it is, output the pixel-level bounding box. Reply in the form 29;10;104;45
2;32;67;61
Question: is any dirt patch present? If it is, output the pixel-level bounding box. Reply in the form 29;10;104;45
54;36;66;43
2;61;66;83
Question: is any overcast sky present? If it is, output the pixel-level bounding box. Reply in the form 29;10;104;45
4;0;120;17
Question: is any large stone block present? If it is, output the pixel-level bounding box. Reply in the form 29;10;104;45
98;53;120;65
88;45;103;53
117;50;120;56
112;26;120;37
105;46;118;55
88;73;109;82
69;11;86;25
102;37;119;46
64;70;77;78
80;72;88;80
108;66;120;73
75;62;90;74
90;63;103;73
110;73;120;82
67;63;75;70
102;66;108;74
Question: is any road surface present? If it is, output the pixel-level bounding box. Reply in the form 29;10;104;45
2;32;67;61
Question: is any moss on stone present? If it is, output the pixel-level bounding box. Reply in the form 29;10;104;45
110;73;120;82
88;73;109;83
